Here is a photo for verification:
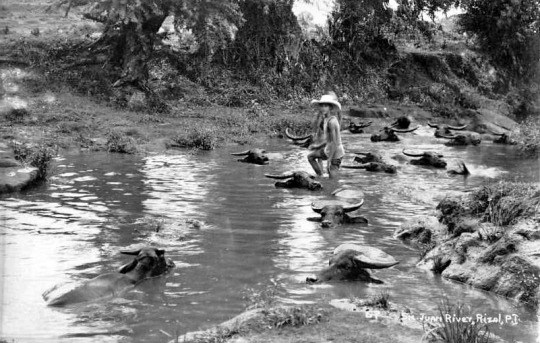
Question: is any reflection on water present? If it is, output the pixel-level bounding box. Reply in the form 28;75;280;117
0;131;538;342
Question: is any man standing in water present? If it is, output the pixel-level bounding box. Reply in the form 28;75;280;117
307;92;345;178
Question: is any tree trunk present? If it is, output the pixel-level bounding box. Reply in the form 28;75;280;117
104;14;167;88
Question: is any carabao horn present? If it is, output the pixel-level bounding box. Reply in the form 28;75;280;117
230;150;251;156
447;124;468;130
343;200;365;212
341;163;369;169
120;249;142;255
402;150;425;157
439;134;457;139
392;126;419;133
285;128;312;141
264;172;295;179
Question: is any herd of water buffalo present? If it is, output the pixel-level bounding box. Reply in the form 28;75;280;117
42;115;516;309
225;115;517;285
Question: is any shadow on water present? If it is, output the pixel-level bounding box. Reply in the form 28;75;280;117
0;130;539;342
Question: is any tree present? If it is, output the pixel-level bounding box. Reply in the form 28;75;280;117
458;0;540;80
81;0;242;88
231;0;302;70
328;0;395;62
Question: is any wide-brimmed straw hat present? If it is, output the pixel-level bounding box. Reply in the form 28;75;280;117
311;93;341;110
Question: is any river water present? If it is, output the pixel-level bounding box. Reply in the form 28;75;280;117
1;128;539;343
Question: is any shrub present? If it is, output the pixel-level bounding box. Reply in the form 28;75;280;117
106;130;137;154
516;116;540;158
4;108;30;123
173;127;219;150
11;142;57;181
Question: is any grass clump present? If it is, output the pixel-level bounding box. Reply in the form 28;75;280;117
262;306;327;329
106;130;137;154
467;181;540;226
173;127;220;150
432;256;451;274
243;286;278;310
354;290;391;310
10;141;57;181
423;298;491;343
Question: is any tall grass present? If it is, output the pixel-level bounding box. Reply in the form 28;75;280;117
467;181;540;226
423;298;491;343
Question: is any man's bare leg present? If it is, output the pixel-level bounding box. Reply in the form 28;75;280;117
308;150;325;176
327;163;339;178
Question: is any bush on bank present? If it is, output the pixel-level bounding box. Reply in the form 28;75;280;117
516;116;540;158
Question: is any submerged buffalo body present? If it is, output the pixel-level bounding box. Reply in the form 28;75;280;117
370;126;418;142
311;200;367;228
447;161;470;176
231;149;269;165
402;150;447;168
344;152;396;173
353;152;383;164
265;171;322;190
348;120;373;134
492;132;517;145
43;247;175;307
343;161;397;173
441;133;482;146
428;122;468;138
390;116;412;129
306;244;399;284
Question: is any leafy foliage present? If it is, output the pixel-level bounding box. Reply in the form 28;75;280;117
11;142;57;181
458;0;540;79
225;0;302;70
516;114;540;157
81;0;242;86
329;0;395;63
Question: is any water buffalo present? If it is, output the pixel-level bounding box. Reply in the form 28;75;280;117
447;161;470;176
428;122;468;138
264;171;322;190
284;128;313;148
311;200;367;228
231;149;269;165
390;116;412;129
306;243;399;284
42;247;175;307
440;133;482;146
342;162;397;174
348;120;373;134
492;132;517;145
370;126;419;142
402;150;447;168
352;151;383;164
